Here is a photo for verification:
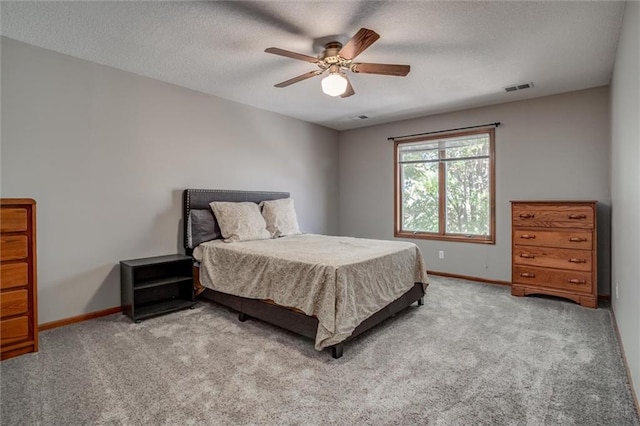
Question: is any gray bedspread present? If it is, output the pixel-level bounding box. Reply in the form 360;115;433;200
193;234;428;350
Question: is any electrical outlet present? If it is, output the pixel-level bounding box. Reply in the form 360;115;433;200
438;250;444;259
616;282;619;299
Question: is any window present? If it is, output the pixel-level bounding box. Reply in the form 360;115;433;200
394;128;495;243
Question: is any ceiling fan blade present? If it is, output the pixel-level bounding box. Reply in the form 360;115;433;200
341;76;355;98
339;28;380;60
274;70;323;88
265;47;318;63
351;63;411;76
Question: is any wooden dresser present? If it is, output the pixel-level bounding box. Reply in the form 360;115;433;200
1;199;38;360
511;201;597;308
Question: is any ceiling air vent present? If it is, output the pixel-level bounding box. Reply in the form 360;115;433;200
350;115;369;120
505;82;534;93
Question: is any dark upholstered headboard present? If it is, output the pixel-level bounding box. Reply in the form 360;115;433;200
182;189;290;255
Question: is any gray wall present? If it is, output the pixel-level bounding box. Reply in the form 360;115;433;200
339;87;611;294
0;37;340;324
610;0;640;406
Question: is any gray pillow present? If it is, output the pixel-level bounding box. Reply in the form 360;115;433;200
188;209;221;248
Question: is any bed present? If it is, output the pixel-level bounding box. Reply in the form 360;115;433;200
183;189;428;358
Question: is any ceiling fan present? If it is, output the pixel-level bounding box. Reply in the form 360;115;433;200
265;28;410;98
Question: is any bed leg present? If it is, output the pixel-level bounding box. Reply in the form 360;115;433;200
331;343;344;359
417;297;424;306
238;312;249;322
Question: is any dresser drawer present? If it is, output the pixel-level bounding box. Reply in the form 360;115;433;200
0;235;28;261
514;246;592;271
513;204;594;228
0;208;27;233
0;263;29;290
0;316;29;345
513;229;593;250
0;290;28;317
514;266;593;293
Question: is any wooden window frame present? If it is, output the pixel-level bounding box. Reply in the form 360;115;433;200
394;128;496;244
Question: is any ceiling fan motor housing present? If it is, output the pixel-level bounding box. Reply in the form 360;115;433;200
319;42;350;69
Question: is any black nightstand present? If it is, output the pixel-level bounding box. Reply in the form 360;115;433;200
120;254;195;323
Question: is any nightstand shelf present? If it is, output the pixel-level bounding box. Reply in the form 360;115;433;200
134;299;196;320
133;276;192;291
120;254;195;322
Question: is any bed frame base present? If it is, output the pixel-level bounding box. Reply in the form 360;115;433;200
200;283;425;359
332;343;344;359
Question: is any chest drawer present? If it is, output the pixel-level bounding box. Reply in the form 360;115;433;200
0;235;28;261
513;230;592;250
0;316;30;345
514;266;593;293
0;290;28;317
514;246;592;271
513;204;594;228
0;263;29;290
0;208;27;233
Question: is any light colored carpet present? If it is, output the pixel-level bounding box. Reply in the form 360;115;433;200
1;276;638;425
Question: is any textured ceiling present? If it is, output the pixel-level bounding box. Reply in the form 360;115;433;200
0;1;625;130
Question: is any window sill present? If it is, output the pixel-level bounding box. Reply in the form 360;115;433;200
395;231;495;245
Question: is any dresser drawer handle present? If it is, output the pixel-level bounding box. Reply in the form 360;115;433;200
569;237;587;242
568;279;586;284
520;234;536;239
520;273;535;278
569;258;587;263
519;253;535;259
568;214;587;220
519;213;535;219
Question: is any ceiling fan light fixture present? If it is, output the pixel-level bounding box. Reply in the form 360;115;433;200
321;72;348;96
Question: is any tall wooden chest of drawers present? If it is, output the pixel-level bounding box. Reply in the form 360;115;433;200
1;199;38;360
511;201;597;308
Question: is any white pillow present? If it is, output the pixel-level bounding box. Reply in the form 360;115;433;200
209;201;271;243
260;198;301;238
